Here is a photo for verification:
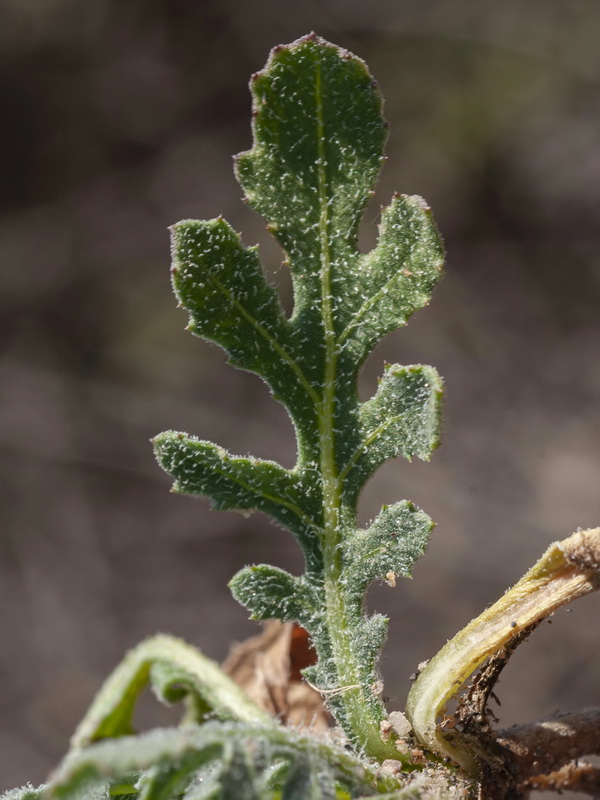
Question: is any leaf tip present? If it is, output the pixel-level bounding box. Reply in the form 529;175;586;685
409;194;431;213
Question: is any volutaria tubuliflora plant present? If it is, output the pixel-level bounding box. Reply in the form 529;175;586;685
4;33;600;800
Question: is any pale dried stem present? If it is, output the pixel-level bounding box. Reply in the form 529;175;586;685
406;528;600;775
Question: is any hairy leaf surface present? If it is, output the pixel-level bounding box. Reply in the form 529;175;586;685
49;723;399;800
153;34;444;759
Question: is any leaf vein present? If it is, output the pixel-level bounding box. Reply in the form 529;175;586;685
205;271;320;405
338;270;410;347
198;462;319;533
338;414;406;484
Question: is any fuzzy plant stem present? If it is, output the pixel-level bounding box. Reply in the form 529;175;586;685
316;124;389;757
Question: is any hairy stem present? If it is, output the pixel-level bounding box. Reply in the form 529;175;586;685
312;56;398;761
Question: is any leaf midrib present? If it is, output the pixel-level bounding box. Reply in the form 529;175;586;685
313;53;384;753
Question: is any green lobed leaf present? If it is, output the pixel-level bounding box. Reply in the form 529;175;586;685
343;502;435;600
235;35;386;314
49;723;400;800
338;195;444;365
0;787;47;800
154;34;445;760
71;635;269;750
170;219;319;445
229;565;316;626
153;433;321;551
49;728;212;800
170;218;289;375
340;366;443;505
154;433;326;577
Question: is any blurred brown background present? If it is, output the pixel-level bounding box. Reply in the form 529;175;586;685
0;0;599;793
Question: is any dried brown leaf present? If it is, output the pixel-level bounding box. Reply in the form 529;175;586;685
222;621;331;732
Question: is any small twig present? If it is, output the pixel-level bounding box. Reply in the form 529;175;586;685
496;706;600;785
455;625;538;738
520;760;600;797
441;627;542;799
